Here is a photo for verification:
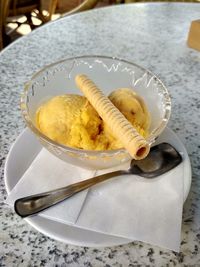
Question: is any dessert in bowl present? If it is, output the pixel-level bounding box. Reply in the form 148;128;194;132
21;56;171;169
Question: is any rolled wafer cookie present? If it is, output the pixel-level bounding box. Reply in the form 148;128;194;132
75;74;150;160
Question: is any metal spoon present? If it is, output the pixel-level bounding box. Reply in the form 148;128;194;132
14;143;182;218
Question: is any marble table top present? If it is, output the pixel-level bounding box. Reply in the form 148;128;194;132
1;2;200;266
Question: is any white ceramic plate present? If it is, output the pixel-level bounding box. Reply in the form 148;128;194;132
4;127;191;247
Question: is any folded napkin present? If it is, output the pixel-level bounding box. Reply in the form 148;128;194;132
77;164;183;251
6;150;96;225
6;137;184;251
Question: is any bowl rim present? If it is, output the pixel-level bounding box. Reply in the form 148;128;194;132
21;55;171;157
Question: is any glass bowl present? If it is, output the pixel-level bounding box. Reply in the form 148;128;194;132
21;56;171;169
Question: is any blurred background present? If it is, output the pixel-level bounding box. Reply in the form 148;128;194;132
0;0;119;50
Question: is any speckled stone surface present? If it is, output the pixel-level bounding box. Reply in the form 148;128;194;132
1;3;200;266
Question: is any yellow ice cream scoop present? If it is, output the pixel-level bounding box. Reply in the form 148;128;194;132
36;94;102;150
75;74;150;160
101;88;150;150
36;94;85;145
108;88;151;137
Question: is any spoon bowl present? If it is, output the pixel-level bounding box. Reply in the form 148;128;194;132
130;143;182;178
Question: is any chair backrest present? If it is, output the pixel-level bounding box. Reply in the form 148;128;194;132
125;0;200;3
8;0;58;22
8;0;39;16
0;0;10;50
60;0;100;17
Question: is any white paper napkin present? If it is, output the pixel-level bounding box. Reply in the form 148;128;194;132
6;145;184;251
6;149;96;225
76;164;183;251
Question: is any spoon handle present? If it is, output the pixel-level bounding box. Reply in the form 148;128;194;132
14;170;125;217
